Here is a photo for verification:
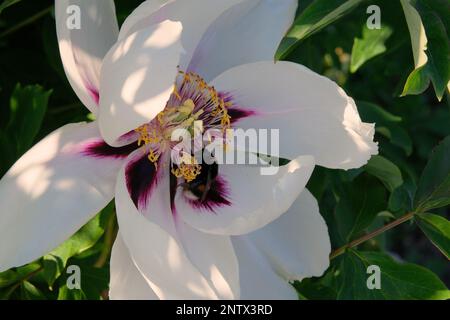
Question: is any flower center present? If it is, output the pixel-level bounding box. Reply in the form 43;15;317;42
135;70;233;182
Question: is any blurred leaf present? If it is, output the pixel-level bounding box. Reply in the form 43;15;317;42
358;101;402;123
20;281;45;300
3;84;52;158
422;108;450;137
337;250;450;299
415;213;450;259
57;284;86;300
0;262;41;288
350;25;393;73
0;0;21;15
365;155;403;192
57;264;109;300
401;0;450;101
78;265;109;300
43;213;106;287
414;135;450;212
358;101;413;155
276;0;364;59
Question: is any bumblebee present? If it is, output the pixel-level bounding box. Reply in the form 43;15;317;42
175;163;219;203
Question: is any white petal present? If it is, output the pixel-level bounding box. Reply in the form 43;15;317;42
56;0;119;113
122;150;239;299
109;234;158;300
98;20;183;146
244;189;331;281
118;0;171;40
176;155;315;236
175;222;240;299
115;163;219;299
231;237;297;299
211;61;378;170
0;122;123;272
188;0;298;81
117;0;245;69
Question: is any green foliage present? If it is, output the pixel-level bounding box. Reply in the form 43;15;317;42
0;262;41;289
365;155;403;192
388;181;416;215
0;84;52;174
358;101;413;156
57;264;109;300
336;250;450;300
276;0;365;60
414;136;450;212
415;213;450;259
0;205;114;300
350;25;393;73
333;175;387;242
401;0;450;101
42;207;110;287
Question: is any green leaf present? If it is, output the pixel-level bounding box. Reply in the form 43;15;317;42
334;176;387;242
43;212;106;287
401;0;450;101
337;250;450;299
414;136;450;212
57;264;109;300
20;281;45;300
0;262;41;288
358;101;412;156
388;181;416;215
294;270;338;300
276;0;364;60
57;284;86;300
401;65;431;96
350;25;393;73
365;156;403;192
0;0;21;15
4;84;52;158
415;213;450;259
400;0;429;68
78;266;109;300
357;101;402;123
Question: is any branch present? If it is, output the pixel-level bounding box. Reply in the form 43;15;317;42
0;6;53;38
330;211;415;260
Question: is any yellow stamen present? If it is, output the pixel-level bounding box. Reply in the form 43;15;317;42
148;149;159;163
157;111;165;125
171;154;202;182
136;70;235;180
173;85;181;100
171;163;202;182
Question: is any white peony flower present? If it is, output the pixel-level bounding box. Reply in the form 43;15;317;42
0;0;378;299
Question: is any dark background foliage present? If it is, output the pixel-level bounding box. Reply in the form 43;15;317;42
0;0;448;299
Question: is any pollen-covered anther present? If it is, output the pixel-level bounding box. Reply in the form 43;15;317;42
135;125;161;146
135;69;234;173
171;162;202;183
148;149;159;163
173;70;232;131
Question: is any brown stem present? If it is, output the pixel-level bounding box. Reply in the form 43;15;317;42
330;211;415;260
